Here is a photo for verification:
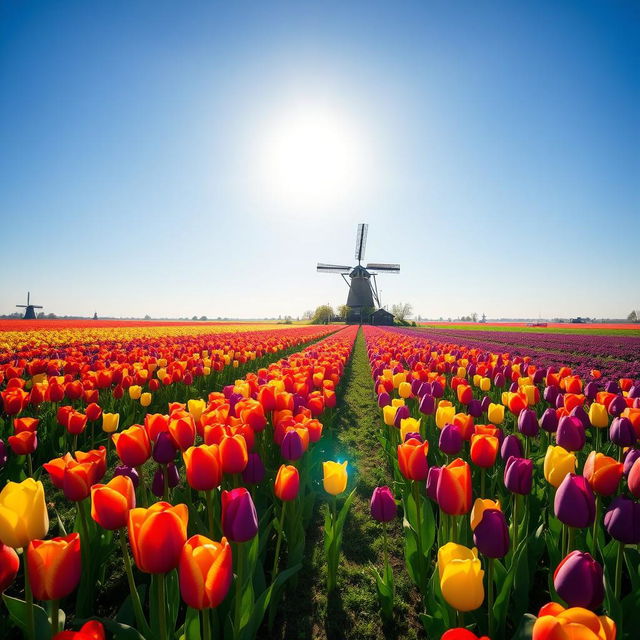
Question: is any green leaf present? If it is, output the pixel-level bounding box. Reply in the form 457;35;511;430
2;594;51;640
183;607;201;640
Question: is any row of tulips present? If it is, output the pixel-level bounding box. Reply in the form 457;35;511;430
0;325;358;639
362;325;638;640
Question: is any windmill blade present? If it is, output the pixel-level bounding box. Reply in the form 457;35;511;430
354;223;368;262
366;262;400;273
317;263;352;274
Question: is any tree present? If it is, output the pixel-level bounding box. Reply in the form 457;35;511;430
338;305;350;320
628;310;638;322
391;302;413;322
311;305;334;324
302;310;313;320
199;315;208;321
471;312;478;322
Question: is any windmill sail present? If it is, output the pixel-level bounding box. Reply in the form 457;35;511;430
366;262;400;273
354;223;368;263
317;263;352;273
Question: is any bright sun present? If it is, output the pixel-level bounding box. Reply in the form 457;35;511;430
259;105;365;209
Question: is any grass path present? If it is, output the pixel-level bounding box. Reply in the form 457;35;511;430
274;328;422;640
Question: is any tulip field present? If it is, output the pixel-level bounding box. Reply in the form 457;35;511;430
1;322;639;640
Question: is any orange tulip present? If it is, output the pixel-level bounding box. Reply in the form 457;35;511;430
43;452;103;502
397;438;429;481
470;434;499;468
169;415;197;451
8;430;37;456
274;464;300;501
219;434;249;474
457;385;473;405
583;451;623;497
91;475;136;530
67;411;88;436
112;425;151;467
13;417;39;433
183;444;222;491
178;535;233;609
27;533;81;601
128;502;188;574
532;602;615;640
144;413;170;441
437;458;472;515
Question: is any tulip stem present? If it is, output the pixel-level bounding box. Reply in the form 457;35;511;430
78;499;91;564
158;572;168;640
271;500;287;580
118;531;150;636
412;481;426;585
615;542;624;600
202;609;211;640
27;454;33;478
487;558;494;639
567;526;574;555
205;490;215;538
72;434;78;452
382;520;389;573
234;542;246;635
480;468;486;498
24;560;34;640
50;599;59;637
162;464;169;501
592;496;600;556
512;494;518;553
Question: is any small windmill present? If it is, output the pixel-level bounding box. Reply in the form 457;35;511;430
317;223;400;322
16;292;43;319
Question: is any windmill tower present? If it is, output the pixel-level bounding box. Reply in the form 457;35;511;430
16;292;43;320
317;223;400;323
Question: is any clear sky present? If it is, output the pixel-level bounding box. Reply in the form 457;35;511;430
1;1;638;320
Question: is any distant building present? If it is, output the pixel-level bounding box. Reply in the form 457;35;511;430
370;308;395;326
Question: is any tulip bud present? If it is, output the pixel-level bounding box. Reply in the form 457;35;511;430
242;453;265;485
553;551;604;610
27;533;81;600
583;451;623;496
221;488;258;542
426;466;441;502
153;432;177;464
504;456;533;495
556;416;585;452
281;429;304;461
323;461;348;495
500;434;523;461
623;448;640;476
608;395;627;417
113;465;140;489
517;409;538;437
473;508;509;558
610;416;636;447
539;407;559;433
377;392;391;408
603;496;640;544
554;473;595;528
439;423;463;456
370;486;397;523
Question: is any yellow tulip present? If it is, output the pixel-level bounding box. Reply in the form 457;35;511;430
438;543;485;612
589;402;609;429
128;385;142;401
398;382;412;399
480;377;491;392
383;406;398;427
543;445;577;488
323;461;348;496
392;372;406;389
188;399;206;423
0;478;49;549
382;369;393;381
400;417;422;442
140;393;152;408
203;366;211;376
391;398;405;408
102;413;120;434
521;385;537;406
487;403;505;425
470;498;501;531
437;543;479;578
436;405;455;430
456;366;467;378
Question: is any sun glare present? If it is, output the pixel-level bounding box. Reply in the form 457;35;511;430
259;105;365;210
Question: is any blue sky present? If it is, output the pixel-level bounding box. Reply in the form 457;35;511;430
1;1;638;320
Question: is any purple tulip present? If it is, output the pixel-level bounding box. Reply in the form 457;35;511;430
504;456;533;495
411;379;423;397
555;394;566;409
151;462;180;497
584;382;599;400
493;373;505;388
393;405;410;428
431;380;444;398
419;394;435;415
517;409;539;438
605;381;620;394
418;382;432;398
544;385;560;405
539;408;559;434
439;423;463;456
426;466;442;502
153;431;177;464
623;448;640;476
570;405;590;430
556;416;586;451
370;486;397;522
501;435;523;461
113;464;140;489
480;396;491;413
377;391;391;408
604;496;640;544
242;453;265;485
404;431;422;442
532;369;545;385
553;551;604;610
629;385;640;399
509;382;519;393
467;399;482;418
473;509;510;558
554;473;596;528
608;395;627;417
610;417;636;447
281;429;304;461
222;488;258;542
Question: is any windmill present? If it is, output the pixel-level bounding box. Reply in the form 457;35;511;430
16;292;43;320
317;223;400;322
